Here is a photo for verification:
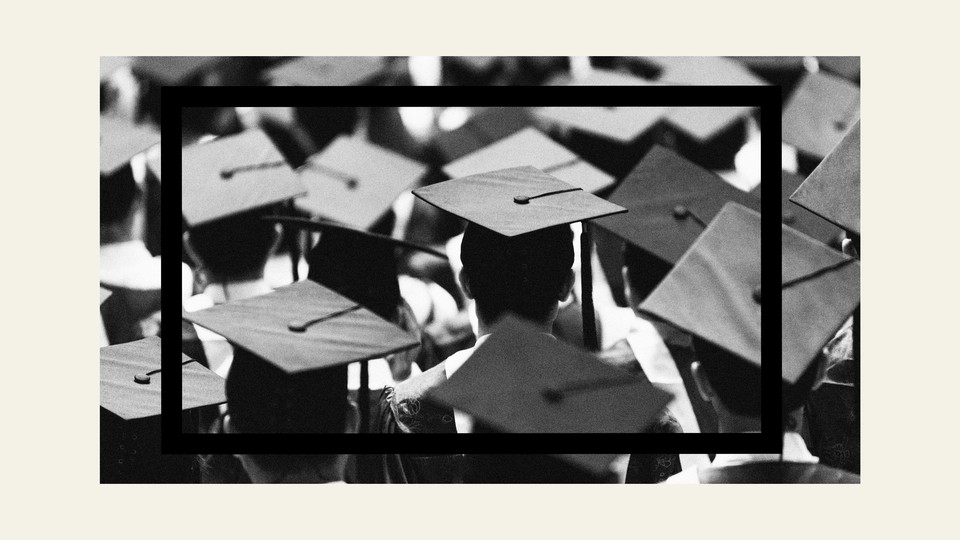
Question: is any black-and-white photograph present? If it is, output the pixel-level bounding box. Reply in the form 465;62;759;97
99;56;861;484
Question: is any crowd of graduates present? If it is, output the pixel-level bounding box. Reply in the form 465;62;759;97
99;56;861;483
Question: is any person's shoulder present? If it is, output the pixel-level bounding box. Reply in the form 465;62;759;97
393;361;448;404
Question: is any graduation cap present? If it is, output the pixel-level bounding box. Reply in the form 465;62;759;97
294;135;428;230
265;216;445;321
639;202;761;372
413;165;626;349
594;145;761;267
818;56;860;81
789;120;860;237
731;56;806;71
782;70;860;160
181;129;306;227
435;107;533;162
546;67;652;86
752;170;843;246
427;315;671;432
426;315;672;478
442;127;614;193
781;218;860;384
640;56;765;142
267;56;385;86
182;280;420;374
131;56;223;85
100;337;225;483
100;336;226;421
535;106;668;144
100;116;160;176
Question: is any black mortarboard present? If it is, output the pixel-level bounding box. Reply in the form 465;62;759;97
267;56;385;86
181;129;306;227
413;166;626;350
131;56;223;85
594;145;761;267
182;280;420;374
639;202;761;371
265;216;445;322
435;107;533;162
427;314;672;436
781;219;860;384
100;116;160;176
782;70;860;160
100;336;226;421
752;170;843;246
443;127;614;193
294;135;428;230
789;120;860;237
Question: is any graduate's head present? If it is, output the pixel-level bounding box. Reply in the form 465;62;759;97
459;223;575;327
690;337;762;421
183;208;282;283
224;347;357;483
622;243;673;310
100;167;143;244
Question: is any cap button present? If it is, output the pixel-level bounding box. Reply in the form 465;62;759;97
834;120;847;132
134;374;151;385
542;388;563;403
673;205;689;219
220;170;234;180
513;195;530;205
752;286;762;304
781;210;796;224
345;179;359;190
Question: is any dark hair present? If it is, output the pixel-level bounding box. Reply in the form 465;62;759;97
460;224;574;323
623;243;672;306
694;337;762;418
100;166;141;226
187;209;279;279
225;347;348;435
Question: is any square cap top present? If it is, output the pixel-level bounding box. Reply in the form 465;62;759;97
753;171;843;246
100;287;111;305
435;107;533;162
535;106;669;144
181;129;306;227
427;315;673;434
182;280;420;374
268;56;384;86
640;57;765;141
730;56;805;71
789;120;860;236
443;127;614;193
413;166;627;237
644;56;768;87
817;56;860;81
782;71;860;159
131;56;222;85
594;145;761;265
639;202;761;369
100;337;226;421
547;68;652;86
781;221;860;383
100;116;160;176
294;135;428;230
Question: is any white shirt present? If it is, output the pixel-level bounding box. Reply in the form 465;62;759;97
665;432;819;484
99;240;165;291
443;334;490;434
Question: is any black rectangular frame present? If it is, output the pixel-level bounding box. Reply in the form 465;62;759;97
163;84;782;455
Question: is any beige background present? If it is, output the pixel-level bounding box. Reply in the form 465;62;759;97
9;0;956;538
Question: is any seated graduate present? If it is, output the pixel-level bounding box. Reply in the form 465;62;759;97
639;202;860;483
180;128;307;375
222;347;358;484
425;314;674;483
183;280;421;483
365;165;680;483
